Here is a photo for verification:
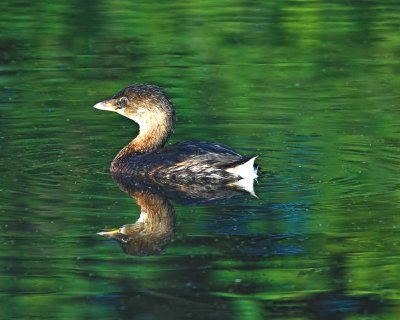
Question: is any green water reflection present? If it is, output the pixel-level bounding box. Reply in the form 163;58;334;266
1;0;400;319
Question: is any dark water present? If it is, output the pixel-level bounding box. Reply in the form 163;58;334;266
2;1;400;319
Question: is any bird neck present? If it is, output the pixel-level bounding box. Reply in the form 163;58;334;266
114;108;175;159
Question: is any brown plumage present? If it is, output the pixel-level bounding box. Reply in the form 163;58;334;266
93;84;258;183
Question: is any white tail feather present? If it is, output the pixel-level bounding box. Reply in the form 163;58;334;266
233;178;258;197
227;156;258;179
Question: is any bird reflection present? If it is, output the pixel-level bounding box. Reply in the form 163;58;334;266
97;173;256;256
98;187;175;256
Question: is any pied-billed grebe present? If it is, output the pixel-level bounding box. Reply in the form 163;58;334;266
93;84;258;181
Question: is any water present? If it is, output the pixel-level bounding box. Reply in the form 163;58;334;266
1;1;400;319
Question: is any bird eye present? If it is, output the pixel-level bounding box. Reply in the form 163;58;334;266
117;97;128;109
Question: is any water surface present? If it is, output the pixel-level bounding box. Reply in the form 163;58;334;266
1;1;400;319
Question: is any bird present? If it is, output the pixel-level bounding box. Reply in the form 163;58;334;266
93;84;258;185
